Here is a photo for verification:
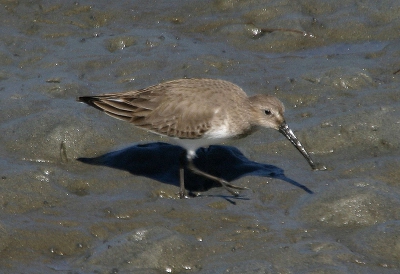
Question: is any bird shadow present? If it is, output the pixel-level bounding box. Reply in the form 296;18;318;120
77;142;313;197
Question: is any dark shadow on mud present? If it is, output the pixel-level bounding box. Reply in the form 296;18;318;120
77;142;313;195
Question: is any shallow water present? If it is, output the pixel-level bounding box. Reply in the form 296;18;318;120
1;0;400;273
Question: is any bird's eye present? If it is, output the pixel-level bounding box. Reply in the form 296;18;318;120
264;110;272;115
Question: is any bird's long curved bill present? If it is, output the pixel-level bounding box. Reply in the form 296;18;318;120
279;123;317;170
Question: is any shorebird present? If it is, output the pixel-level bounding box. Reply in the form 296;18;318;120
78;78;322;198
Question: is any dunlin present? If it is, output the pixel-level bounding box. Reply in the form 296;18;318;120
78;78;322;198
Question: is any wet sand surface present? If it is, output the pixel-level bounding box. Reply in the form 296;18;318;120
1;0;400;273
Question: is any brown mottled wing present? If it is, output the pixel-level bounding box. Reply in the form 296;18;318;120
137;91;214;138
77;87;163;123
77;79;219;138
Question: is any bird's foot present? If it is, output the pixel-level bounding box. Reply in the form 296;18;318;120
219;180;248;197
178;189;189;199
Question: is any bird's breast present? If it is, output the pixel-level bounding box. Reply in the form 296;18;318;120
203;112;252;139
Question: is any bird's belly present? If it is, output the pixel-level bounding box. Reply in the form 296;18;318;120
171;137;227;158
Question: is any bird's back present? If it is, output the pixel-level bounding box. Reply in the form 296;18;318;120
78;78;251;139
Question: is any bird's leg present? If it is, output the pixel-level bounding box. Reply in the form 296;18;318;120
186;155;248;197
179;150;188;199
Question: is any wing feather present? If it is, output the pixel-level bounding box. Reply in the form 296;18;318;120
77;78;247;139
